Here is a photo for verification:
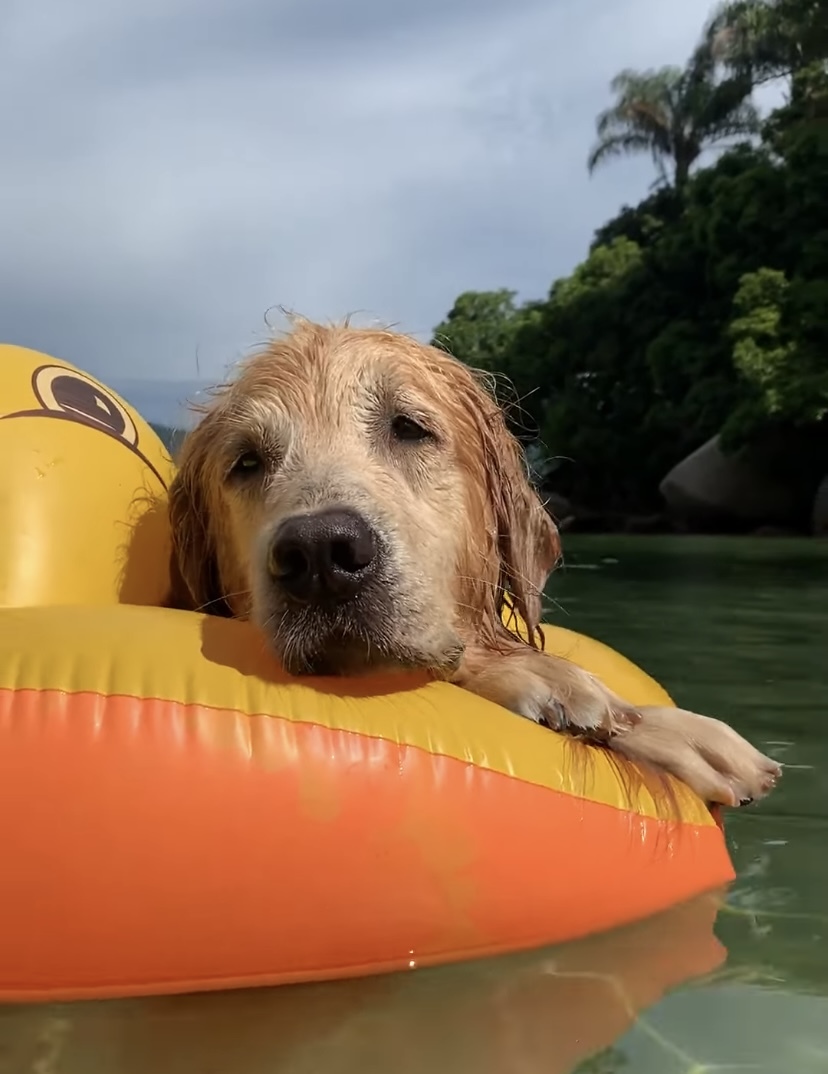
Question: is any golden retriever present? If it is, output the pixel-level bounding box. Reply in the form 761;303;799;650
168;318;781;808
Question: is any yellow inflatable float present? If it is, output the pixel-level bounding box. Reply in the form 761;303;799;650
0;344;735;1003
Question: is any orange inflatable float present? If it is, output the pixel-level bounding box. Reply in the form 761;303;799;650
0;344;736;1004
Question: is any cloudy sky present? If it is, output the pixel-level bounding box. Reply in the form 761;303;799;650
1;0;773;427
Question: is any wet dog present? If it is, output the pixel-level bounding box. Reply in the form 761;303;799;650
168;318;781;807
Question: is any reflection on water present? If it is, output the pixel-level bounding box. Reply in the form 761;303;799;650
0;891;727;1074
1;536;825;1073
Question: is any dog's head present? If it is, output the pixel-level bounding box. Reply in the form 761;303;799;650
169;319;559;675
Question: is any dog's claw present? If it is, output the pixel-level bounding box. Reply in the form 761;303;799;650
539;701;568;731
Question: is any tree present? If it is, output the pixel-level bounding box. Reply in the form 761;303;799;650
435;0;827;526
522;231;746;512
431;290;526;371
707;0;828;95
587;47;760;190
721;267;828;504
727;268;828;427
431;289;546;437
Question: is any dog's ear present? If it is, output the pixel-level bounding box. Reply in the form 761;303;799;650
444;357;561;647
167;418;231;616
488;418;560;644
451;368;560;646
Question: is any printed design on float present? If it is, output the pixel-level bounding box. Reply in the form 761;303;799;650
1;364;168;487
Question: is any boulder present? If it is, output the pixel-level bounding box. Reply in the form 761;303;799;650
659;435;800;531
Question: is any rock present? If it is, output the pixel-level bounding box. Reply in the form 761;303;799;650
623;513;674;534
813;476;828;536
659;435;801;531
557;508;674;535
751;524;801;537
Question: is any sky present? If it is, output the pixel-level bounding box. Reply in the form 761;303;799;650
0;0;778;428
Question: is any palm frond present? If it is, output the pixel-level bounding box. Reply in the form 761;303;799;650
587;131;665;174
587;26;760;189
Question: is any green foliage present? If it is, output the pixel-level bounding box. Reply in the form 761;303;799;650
727;268;828;430
591;187;681;250
707;0;828;94
432;289;524;371
431;289;545;435
433;0;828;520
587;44;760;189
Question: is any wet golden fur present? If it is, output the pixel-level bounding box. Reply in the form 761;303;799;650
168;318;781;807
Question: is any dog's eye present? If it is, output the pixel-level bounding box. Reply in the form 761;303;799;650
391;415;432;442
229;450;263;479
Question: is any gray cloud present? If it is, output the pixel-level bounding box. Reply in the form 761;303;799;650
1;0;763;424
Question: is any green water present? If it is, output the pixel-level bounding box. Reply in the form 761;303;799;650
2;536;826;1074
554;535;828;1074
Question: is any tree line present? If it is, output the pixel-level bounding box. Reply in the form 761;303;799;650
432;0;827;528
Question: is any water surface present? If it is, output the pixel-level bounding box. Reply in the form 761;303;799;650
552;535;828;1074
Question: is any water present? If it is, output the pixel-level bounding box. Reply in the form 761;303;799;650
1;536;825;1073
551;535;828;1074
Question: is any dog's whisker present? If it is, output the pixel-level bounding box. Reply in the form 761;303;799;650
193;590;252;614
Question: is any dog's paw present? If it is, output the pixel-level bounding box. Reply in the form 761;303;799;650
609;706;782;806
502;661;642;740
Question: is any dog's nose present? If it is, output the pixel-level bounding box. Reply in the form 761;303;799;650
268;508;378;601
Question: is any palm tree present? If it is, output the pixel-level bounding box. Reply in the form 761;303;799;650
705;0;827;101
587;45;761;191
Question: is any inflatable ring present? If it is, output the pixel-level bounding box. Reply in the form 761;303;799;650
0;345;735;1004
